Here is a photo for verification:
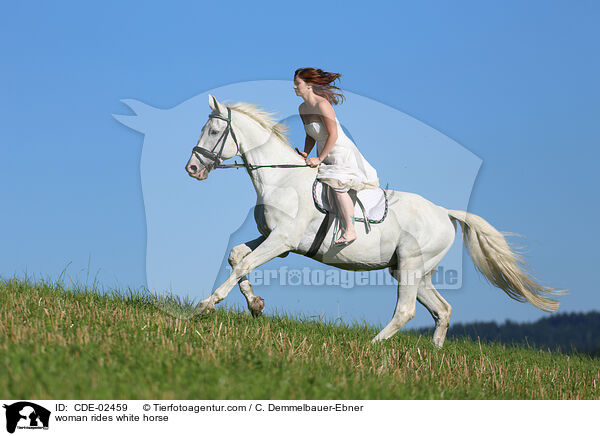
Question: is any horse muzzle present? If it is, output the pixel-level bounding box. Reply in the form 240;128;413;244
186;164;209;180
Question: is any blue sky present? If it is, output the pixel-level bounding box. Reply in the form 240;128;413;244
1;1;598;328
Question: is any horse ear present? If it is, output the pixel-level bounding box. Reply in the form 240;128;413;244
208;94;226;114
113;99;158;132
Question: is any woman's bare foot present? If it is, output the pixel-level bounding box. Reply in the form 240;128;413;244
334;229;357;245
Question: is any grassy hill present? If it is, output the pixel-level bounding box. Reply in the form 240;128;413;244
1;278;598;399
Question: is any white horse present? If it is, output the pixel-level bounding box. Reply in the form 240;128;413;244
186;95;565;348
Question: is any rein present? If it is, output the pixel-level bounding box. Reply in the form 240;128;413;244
193;107;310;171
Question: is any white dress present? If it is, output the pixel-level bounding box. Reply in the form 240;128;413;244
304;117;379;193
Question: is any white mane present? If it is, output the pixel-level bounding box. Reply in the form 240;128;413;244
227;102;292;148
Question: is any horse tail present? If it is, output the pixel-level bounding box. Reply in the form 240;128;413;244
447;209;567;312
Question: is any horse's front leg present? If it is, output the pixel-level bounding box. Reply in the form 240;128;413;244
228;236;267;317
195;233;291;315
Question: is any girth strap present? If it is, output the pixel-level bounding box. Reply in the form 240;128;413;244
305;212;333;258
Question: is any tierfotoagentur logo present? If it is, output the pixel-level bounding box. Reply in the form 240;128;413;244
228;265;459;289
3;402;50;434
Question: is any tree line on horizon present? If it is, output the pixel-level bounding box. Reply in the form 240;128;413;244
416;311;600;357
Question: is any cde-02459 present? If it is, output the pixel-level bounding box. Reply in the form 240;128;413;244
74;403;128;412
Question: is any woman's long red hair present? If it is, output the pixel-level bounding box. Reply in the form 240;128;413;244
294;67;346;105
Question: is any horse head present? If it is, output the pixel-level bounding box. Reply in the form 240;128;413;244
185;94;240;180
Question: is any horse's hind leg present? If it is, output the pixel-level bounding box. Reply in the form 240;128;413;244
228;236;266;317
417;270;452;348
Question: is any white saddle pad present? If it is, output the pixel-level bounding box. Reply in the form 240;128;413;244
312;179;388;223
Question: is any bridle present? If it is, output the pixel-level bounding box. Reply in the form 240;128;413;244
192;107;241;170
192;107;309;171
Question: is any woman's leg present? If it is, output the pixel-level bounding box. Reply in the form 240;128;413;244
333;190;357;243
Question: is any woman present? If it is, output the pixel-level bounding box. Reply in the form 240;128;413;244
294;67;379;245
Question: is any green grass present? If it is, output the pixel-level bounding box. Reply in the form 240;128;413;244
1;278;598;399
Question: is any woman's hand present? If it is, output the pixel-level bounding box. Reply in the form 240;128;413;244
306;157;322;167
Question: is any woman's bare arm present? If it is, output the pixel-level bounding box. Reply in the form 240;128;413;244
306;100;338;166
302;134;316;157
298;102;315;158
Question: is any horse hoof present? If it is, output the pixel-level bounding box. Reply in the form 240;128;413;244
195;301;216;316
248;296;264;317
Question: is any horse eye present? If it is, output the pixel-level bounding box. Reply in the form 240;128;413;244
209;129;218;135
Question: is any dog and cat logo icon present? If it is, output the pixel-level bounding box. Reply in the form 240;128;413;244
3;402;50;433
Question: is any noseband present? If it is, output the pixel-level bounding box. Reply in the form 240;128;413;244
192;108;309;171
